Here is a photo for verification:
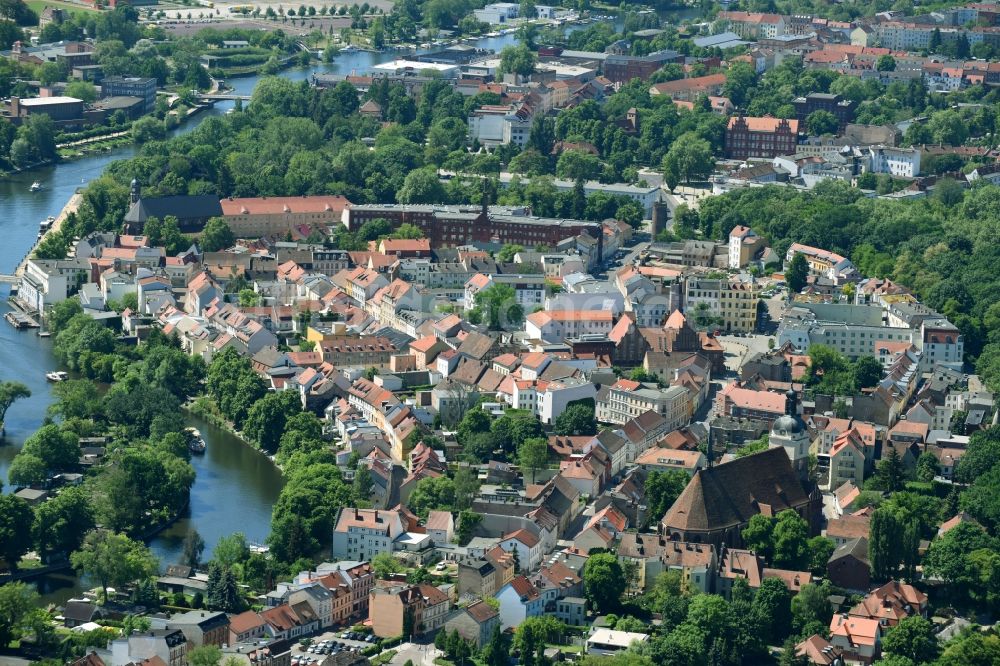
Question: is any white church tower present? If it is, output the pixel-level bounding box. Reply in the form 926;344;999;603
769;389;810;481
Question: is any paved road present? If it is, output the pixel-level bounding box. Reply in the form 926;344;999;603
717;334;775;374
389;642;443;666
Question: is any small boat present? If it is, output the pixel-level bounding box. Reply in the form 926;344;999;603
45;371;68;382
184;427;206;454
340;44;357;52
39;216;55;231
30;181;42;192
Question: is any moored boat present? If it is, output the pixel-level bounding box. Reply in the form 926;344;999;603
184;426;206;453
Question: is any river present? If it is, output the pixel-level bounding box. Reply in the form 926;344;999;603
0;7;700;604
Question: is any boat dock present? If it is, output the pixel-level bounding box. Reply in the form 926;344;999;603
5;310;38;329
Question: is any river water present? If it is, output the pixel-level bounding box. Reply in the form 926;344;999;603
0;8;699;603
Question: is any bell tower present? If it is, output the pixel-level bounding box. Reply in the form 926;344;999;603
768;390;810;481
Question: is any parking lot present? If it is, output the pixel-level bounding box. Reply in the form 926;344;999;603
290;630;379;665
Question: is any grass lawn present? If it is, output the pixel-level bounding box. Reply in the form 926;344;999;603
26;0;99;19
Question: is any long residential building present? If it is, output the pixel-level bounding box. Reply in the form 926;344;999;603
684;274;760;333
343;205;604;257
220;196;352;238
596;378;691;429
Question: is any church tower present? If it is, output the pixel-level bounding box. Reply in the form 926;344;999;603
130;178;141;205
769;389;810;482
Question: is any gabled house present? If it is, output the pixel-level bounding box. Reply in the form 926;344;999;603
849;581;927;627
496;575;543;629
829;615;881;665
442;600;500;648
499;529;543;572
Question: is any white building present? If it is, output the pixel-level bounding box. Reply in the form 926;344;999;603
331;508;406;561
539;376;598;425
468;103;533;147
524;309;614;342
371;60;459;78
684;274;760;333
596;379;690;429
586;629;650;657
17;257;88;313
473;2;519;23
867;145;920;178
465;273;547;311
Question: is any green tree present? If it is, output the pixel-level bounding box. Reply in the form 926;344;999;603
20;423;78;471
518;437;549;484
870;507;904;582
786;252;809;294
213;532;250;568
372;552;403;579
0;381;29;427
853;356;884;390
0;583;38;649
243;390;301;453
750;577;792;645
200;217;235;252
388;223;425;240
181;530;205;568
556;149;600;181
452;509;481;546
238;289;261;307
584;552;625;613
189;645;223;666
876;55;896;71
805;110;839;136
773;510;809;569
353;464;374;501
645;470;689;526
7;454;46;488
397;167;447;204
875;447;907;492
791;581;832;636
882;616;939;664
553;401;596;436
496;243;523;263
32;486;94;561
205;561;242;612
807;536;835;575
916;451;940;482
498;44;536;77
471;282;522;330
65;80;98;103
0;496;32;567
662;132;714;188
71;530;159;601
742;514;775;562
936;632;1000;666
407;475;456;519
132;116;166;143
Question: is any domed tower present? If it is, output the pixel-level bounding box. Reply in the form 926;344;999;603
130;178;141;205
769;389;810;481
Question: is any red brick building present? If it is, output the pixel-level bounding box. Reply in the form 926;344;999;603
725;116;800;159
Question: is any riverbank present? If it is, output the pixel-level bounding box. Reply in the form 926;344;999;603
184;397;278;463
13;192;82;280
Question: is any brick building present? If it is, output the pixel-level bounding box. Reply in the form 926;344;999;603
725;116;800;159
603;50;683;83
792;93;857;133
343;205;603;259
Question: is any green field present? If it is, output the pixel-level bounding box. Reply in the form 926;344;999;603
26;0;99;20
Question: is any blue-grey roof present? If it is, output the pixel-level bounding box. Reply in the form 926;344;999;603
693;31;749;49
